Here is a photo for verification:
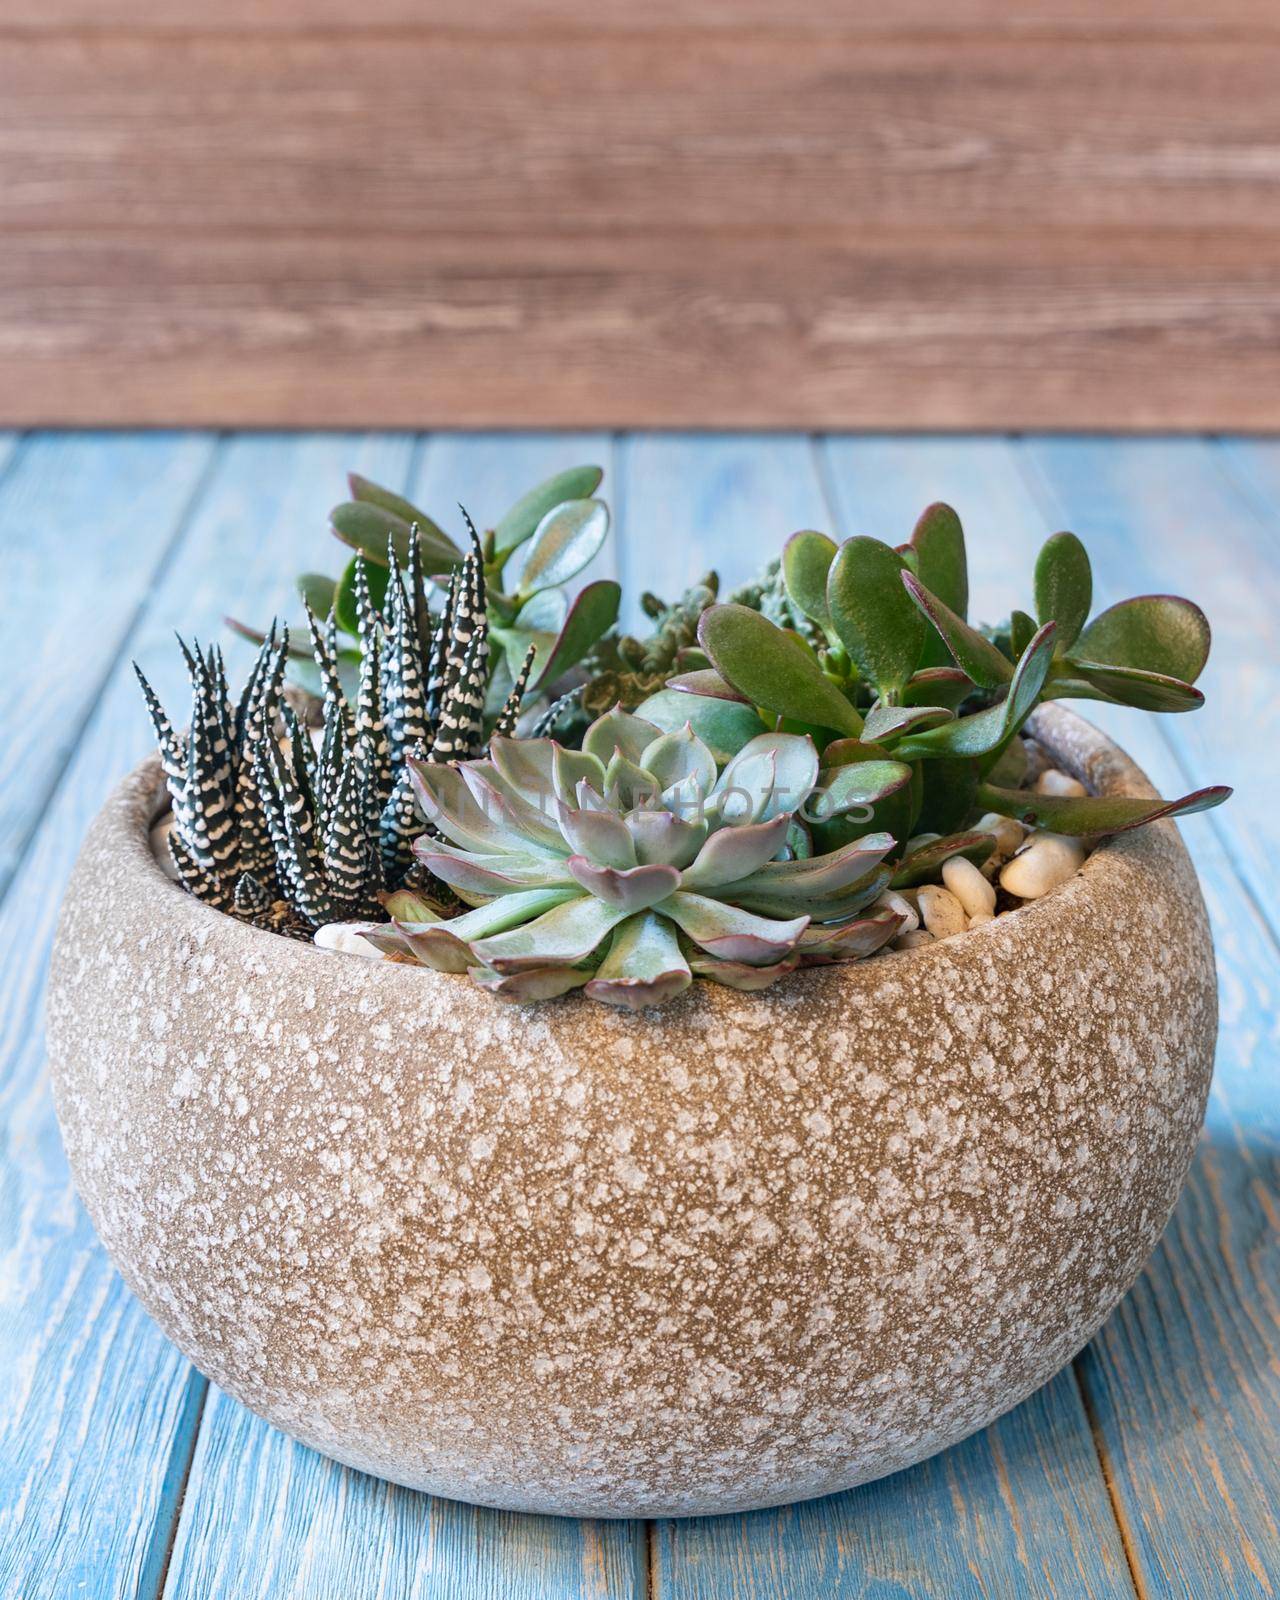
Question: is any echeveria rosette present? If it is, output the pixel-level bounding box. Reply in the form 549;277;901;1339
691;505;1230;842
360;709;912;1009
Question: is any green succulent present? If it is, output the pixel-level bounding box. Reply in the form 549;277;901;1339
359;707;913;1008
231;465;620;717
685;505;1230;844
579;573;720;718
727;556;825;647
138;529;523;935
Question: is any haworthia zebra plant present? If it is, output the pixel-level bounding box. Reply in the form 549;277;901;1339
134;628;289;921
139;525;534;933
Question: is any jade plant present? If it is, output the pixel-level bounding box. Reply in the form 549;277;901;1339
359;708;909;1006
139;528;530;933
678;506;1229;851
232;465;619;718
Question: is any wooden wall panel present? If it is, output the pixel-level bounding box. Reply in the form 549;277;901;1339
2;5;1280;428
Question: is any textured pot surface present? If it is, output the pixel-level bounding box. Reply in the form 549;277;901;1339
47;707;1216;1518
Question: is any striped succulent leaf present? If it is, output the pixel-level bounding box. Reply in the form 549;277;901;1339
139;520;528;933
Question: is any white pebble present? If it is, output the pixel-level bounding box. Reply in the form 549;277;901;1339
149;816;181;881
973;811;1026;858
941;855;997;919
314;922;385;959
917;884;968;940
877;890;920;935
999;833;1086;900
1035;768;1087;798
967;910;994;927
894;929;935;950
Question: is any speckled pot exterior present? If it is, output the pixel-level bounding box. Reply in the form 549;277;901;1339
47;706;1216;1519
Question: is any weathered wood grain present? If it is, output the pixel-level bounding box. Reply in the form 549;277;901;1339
12;1;1280;33
617;433;828;623
0;432;414;1600
824;433;1280;1599
7;37;1280;236
164;1387;645;1600
654;1372;1133;1600
0;433;215;896
4;23;1280;426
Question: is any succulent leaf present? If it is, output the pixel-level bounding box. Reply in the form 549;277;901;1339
533;579;621;690
582;707;663;769
893;623;1056;761
686;952;800;991
910;503;969;620
492;465;604;557
664;668;749;703
806;760;913;822
697;605;863;738
661;892;809;966
585;913;693;1010
1064;659;1204;712
624;808;708;868
782;530;838;629
889;831;995;888
566;857;682;912
471;893;632;973
472;964;594;1001
827;537;926;696
1034;532;1093;652
634;688;768;764
679;814;791;891
640;725;717;798
508;499;610;597
797;905;904;960
974;780;1231;836
862;703;954;743
1073;595;1211;684
552;743;607;805
557;803;638;869
330;499;460;574
901;573;1015;689
713;733;820;825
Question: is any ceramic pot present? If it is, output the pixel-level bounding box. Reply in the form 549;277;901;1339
46;706;1216;1518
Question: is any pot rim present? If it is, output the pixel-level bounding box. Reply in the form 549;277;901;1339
98;703;1184;1019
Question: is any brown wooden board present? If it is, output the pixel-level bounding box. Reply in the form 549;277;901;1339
3;16;1280;427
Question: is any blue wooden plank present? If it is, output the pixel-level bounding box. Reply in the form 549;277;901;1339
616;433;828;628
0;433;415;1600
655;1372;1133;1600
156;431;647;1600
647;436;1128;1600
824;434;1280;1598
164;1387;644;1600
0;431;216;900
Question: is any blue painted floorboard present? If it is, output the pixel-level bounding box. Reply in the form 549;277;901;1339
0;432;1274;1600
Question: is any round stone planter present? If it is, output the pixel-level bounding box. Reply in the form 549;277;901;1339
46;706;1215;1519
